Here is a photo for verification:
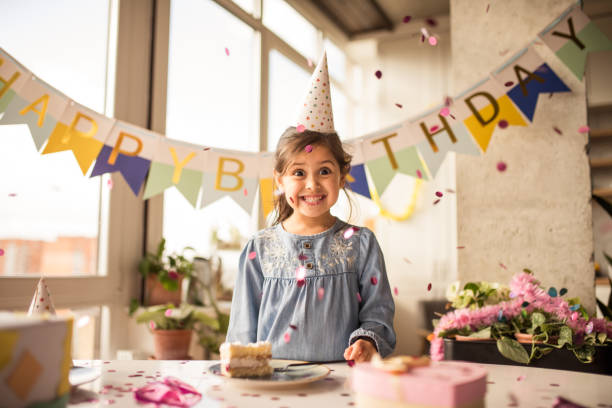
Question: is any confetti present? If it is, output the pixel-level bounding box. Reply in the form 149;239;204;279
289;324;298;330
307;58;313;67
449;114;456;120
395;103;403;108
498;119;509;129
347;360;355;367
435;191;443;198
202;147;210;151
289;197;294;204
107;178;114;190
457;246;465;249
402;16;411;23
499;262;507;269
393;287;398;295
375;70;382;79
504;81;514;87
343;227;357;239
243;188;248;196
296;265;306;287
560;288;567;296
553;126;563;135
433;199;440;205
439;107;450;116
296;124;306;133
497;161;507;172
298;253;308;261
416;169;422;179
371;276;378;285
224;47;230;56
0;249;4;256
427;283;432;291
445;188;455;193
578;125;590;134
486;4;490;12
548;287;558;297
428;36;438;46
305;144;313;153
356;292;362;302
444;96;453;107
420;27;429;38
426;18;437;27
284;332;291;343
317;287;325;300
8;193;17;197
516;375;525;381
403;257;411;263
550;383;560;387
430;125;439;132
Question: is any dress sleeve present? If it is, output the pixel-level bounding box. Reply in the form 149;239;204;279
349;228;396;357
225;238;264;344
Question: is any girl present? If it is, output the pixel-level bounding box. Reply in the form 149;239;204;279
225;126;396;362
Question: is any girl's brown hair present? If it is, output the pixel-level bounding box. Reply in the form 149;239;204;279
271;126;354;226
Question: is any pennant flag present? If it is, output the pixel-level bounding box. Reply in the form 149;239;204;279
200;149;259;213
90;121;161;195
492;46;570;122
0;74;69;150
142;139;206;207
540;4;612;80
0;48;30;115
362;124;428;196
258;152;276;220
41;102;115;174
344;139;371;199
409;104;481;178
27;278;56;315
453;77;528;153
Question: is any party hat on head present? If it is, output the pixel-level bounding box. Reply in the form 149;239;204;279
28;277;56;315
296;51;335;133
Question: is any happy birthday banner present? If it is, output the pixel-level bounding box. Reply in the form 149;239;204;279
1;3;611;218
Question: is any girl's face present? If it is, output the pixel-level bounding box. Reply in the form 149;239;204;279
275;144;345;225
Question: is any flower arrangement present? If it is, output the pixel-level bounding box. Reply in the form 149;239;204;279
431;270;612;365
139;238;194;294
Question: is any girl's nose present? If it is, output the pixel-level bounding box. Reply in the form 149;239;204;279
305;174;320;189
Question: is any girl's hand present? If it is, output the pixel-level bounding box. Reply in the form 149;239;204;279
343;338;376;363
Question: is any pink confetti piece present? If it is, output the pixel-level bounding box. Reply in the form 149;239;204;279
499;262;507;269
435;191;443;197
343;227;356;239
164;309;173;317
445;188;455;193
393;287;399;296
457;246;465;249
497;161;507;172
356;292;362;302
504;81;514;87
104;361;111;364
498;119;509;129
305;144;313;153
578;125;590;134
107;369;116;373
416;169;422;179
107;178;113;190
296;124;305;133
439;107;450;116
317;287;325;300
486;4;490;12
427;283;432;291
402;16;411;23
8;193;17;197
370;276;378;285
420;34;426;43
224;47;230;56
0;249;4;256
202;147;210;151
428;36;438;46
429;125;439;132
516;375;525;381
347;360;355;367
134;377;201;407
426;18;437;26
298;253;308;261
289;324;298;330
403;257;411;263
395;103;403;108
248;251;257;260
553;126;562;135
433;199;441;205
284;332;291;343
243;188;248;196
375;70;382;79
550;383;560;387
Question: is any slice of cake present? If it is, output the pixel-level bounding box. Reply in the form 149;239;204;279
219;341;273;378
352;354;487;408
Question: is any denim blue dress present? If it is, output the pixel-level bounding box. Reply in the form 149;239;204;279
226;218;396;361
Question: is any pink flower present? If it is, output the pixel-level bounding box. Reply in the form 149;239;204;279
430;336;444;361
149;320;156;330
168;270;179;280
164;309;173;317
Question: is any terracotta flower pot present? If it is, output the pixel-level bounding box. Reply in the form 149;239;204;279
455;335;492;342
146;275;183;306
514;332;558;344
152;329;192;360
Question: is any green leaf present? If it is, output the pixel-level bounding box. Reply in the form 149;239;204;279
522;268;532;274
497;337;530;364
572;345;595;363
558;326;573;348
463;283;479;293
597;332;607;344
129;298;140;316
531;312;546;329
193;311;220;330
469;327;491;339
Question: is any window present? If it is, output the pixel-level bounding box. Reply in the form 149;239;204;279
163;0;260;256
263;0;319;61
0;0;114;277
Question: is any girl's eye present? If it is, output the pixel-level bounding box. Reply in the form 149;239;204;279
320;167;331;175
292;169;305;177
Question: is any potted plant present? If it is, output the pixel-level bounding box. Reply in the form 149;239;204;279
134;303;221;360
139;238;195;306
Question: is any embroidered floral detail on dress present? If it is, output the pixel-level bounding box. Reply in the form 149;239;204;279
258;228;292;273
317;230;357;273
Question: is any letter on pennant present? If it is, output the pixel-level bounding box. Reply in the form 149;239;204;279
464;92;499;127
0;58;20;99
215;157;245;192
108;132;143;165
62;112;98;144
419;115;457;153
169;147;196;184
371;133;399;169
19;94;49;127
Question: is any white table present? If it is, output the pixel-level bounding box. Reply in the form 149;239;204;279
69;360;612;407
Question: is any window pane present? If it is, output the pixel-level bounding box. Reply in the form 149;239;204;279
267;49;310;150
0;0;114;277
330;83;348;139
163;0;260;256
263;0;318;61
232;0;255;14
324;38;346;83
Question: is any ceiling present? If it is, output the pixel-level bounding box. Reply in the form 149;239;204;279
304;0;450;38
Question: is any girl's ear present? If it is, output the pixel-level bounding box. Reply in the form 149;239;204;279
273;169;283;191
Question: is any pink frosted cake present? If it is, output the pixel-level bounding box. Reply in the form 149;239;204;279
351;355;487;408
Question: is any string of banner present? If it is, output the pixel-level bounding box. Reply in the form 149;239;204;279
0;2;609;221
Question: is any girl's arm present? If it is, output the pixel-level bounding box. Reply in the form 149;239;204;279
225;238;264;344
348;228;396;357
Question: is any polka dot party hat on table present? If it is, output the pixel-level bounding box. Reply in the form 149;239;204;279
27;278;56;315
296;51;335;133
